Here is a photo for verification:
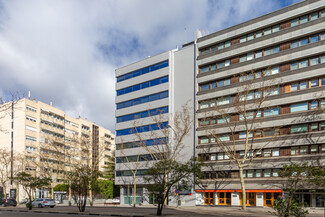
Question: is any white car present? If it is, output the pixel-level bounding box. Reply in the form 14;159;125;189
112;197;120;204
32;199;56;208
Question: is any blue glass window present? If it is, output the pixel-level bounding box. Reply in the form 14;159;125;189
116;138;168;150
116;122;168;136
117;60;168;82
322;78;325;85
116;106;168;123
300;38;308;46
117;76;168;96
310;35;319;43
116;91;168;110
201;84;210;91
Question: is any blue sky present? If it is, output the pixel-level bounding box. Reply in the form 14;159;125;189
0;0;301;132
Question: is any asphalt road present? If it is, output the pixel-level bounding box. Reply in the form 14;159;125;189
0;211;105;217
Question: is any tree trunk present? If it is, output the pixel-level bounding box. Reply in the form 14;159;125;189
133;177;137;207
16;183;19;203
239;166;246;210
157;203;163;216
51;186;54;199
68;183;72;206
89;188;93;206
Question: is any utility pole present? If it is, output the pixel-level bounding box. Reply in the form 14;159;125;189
10;100;14;185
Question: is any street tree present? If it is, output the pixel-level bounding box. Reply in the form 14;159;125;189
13;172;50;210
200;71;280;210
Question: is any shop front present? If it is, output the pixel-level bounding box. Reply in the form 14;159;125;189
197;189;282;207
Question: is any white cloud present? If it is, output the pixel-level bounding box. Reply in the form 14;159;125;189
0;0;299;132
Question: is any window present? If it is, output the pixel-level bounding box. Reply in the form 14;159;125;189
311;101;319;109
26;146;36;152
240;55;246;63
26;126;37;132
225;41;231;48
200;66;209;73
218;43;224;50
291;102;308;112
264;169;271;177
217;97;230;106
300;38;308;46
322;100;325;108
26;136;36;142
310;35;319;43
273;25;280;33
240;36;247;43
247;33;254;41
264;48;271;56
311;79;319;87
217;153;224;160
264;128;279;137
311;12;319;21
291;18;299;27
201;84;210;91
291;124;308;134
264;27;271;35
256;31;262;38
218;116;230;124
291;41;299;48
256;170;262;178
311;145;318;153
291;62;299;70
272;149;280;157
310;58;319;66
321;122;325;130
247;170;254;178
256;71;262;78
264;149;271;157
218;62;225;69
26;116;36;122
311;123;319;131
225;60;230;67
239;132;253;139
300;81;308;89
300;146;308;154
272;47;280;54
255;51;262;58
211;65;216;70
219;134;230;141
26;106;37;112
300;60;308;68
264;108;280;117
211;154;216;161
322;34;325;41
200;137;209;144
247;53;254;61
291;147;299;155
291;83;299;91
300;15;308;24
117;60;168;82
273;169;279;177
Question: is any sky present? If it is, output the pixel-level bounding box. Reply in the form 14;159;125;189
0;0;302;133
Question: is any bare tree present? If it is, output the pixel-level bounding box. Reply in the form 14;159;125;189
200;71;280;210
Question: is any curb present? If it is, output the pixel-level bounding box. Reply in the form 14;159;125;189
0;209;146;217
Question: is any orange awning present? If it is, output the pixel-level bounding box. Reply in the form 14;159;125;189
196;189;282;193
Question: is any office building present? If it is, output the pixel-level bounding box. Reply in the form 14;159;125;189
196;0;325;207
115;44;196;205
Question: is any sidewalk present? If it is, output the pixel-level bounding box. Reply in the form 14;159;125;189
0;204;323;217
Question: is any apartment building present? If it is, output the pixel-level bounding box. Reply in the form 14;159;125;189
196;0;325;207
115;44;196;205
0;98;115;202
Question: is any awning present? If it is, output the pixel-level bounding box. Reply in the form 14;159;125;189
196;189;282;193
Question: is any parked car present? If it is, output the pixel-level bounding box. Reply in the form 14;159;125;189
31;199;56;208
112;197;120;204
0;198;17;207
